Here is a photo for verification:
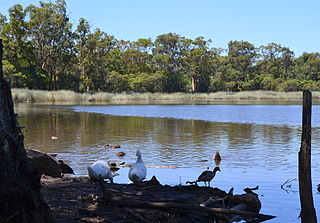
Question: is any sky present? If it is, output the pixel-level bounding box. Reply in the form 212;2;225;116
1;0;320;57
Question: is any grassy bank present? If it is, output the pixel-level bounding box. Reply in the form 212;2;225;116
11;88;320;104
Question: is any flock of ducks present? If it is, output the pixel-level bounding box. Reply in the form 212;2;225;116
87;149;147;184
87;148;222;186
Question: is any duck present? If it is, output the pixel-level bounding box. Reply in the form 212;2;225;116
213;151;221;165
108;161;120;171
105;144;121;149
196;166;221;187
128;150;147;184
58;160;75;175
116;151;126;157
87;160;113;183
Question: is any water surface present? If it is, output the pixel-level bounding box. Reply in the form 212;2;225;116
15;103;320;223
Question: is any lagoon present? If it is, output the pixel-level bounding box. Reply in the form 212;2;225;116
15;103;320;223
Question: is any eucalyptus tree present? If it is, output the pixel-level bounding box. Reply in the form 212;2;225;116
26;0;74;90
0;5;39;88
153;33;187;92
183;37;219;92
227;40;258;83
74;18;91;91
80;28;121;91
258;43;295;79
294;52;320;82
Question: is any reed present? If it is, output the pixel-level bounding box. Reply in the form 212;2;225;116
11;88;320;104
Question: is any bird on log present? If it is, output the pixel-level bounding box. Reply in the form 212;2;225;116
196;166;221;187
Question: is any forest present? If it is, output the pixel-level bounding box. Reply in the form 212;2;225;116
1;0;320;93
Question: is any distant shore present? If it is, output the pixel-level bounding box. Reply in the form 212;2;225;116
11;88;320;104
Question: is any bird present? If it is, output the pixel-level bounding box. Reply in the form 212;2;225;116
108;161;120;171
196;166;221;187
128;150;147;184
213;151;221;165
317;184;320;192
87;160;113;183
105;144;121;149
58;160;75;175
116;151;126;157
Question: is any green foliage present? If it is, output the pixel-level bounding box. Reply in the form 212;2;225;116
129;71;166;92
104;71;129;93
276;79;301;92
1;1;320;93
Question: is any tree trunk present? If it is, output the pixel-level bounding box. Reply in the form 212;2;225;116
0;39;53;223
191;76;196;92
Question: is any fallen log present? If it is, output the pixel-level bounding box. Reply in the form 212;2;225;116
101;190;275;222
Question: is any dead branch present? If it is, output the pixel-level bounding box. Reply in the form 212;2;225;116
281;178;297;194
102;190;275;222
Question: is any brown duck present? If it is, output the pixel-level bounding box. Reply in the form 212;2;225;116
213;151;221;165
105;144;121;149
196;166;221;187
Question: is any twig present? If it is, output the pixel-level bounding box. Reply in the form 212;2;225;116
281;178;297;194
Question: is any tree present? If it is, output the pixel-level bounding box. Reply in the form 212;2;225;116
227;40;257;82
26;0;74;90
74;18;91;91
0;39;52;222
0;5;41;89
183;37;219;92
153;33;187;92
257;43;295;79
294;52;320;81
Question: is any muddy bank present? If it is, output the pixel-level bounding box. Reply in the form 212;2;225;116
41;176;274;223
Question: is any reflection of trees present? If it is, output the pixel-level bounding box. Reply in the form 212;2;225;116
16;104;318;169
227;123;253;147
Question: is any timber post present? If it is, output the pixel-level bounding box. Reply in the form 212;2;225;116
298;90;317;223
0;39;3;79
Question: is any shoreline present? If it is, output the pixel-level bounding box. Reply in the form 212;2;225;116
41;176;273;223
11;89;320;104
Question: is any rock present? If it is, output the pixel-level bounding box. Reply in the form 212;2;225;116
26;149;61;177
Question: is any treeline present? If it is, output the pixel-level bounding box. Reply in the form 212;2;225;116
1;0;320;93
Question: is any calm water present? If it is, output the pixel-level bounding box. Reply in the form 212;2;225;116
15;103;320;223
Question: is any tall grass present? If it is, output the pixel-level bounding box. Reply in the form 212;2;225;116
11;88;320;104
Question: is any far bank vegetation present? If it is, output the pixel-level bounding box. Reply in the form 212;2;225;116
2;1;320;95
11;89;320;104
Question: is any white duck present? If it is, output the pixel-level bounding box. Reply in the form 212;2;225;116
128;150;147;184
87;160;113;183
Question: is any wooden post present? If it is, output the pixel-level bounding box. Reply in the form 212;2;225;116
298;90;317;223
0;39;3;79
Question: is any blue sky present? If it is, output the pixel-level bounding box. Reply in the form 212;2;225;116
1;0;319;56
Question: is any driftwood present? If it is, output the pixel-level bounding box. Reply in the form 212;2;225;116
100;188;275;222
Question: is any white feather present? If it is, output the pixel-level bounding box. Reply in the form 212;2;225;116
128;150;147;183
87;160;113;183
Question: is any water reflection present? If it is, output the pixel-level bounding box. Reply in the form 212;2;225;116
15;103;320;173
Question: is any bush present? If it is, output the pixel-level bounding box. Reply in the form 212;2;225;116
129;71;166;93
276;79;301;92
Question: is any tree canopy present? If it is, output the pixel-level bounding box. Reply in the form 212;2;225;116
1;0;320;93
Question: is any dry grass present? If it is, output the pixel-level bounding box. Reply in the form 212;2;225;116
11;89;320;104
